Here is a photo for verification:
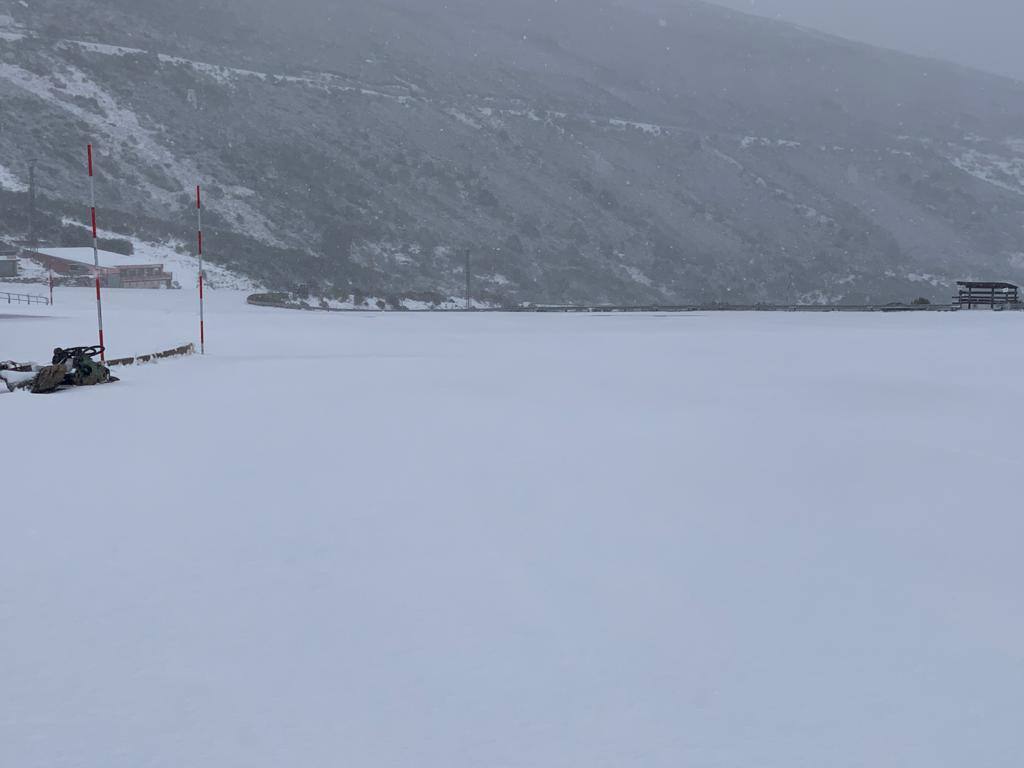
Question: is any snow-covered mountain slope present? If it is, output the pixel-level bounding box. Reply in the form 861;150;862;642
4;289;1024;766
0;161;28;192
3;0;1024;303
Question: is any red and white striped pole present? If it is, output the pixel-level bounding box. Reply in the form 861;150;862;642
87;144;105;360
196;184;205;354
48;268;53;305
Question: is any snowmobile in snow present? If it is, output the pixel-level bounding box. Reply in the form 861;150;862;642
1;346;118;394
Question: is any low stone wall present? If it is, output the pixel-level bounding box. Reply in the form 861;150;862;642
107;343;195;367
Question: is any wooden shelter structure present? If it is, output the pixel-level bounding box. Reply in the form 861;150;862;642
0;242;19;278
954;282;1021;310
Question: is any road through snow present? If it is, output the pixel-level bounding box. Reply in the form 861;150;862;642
2;285;1024;767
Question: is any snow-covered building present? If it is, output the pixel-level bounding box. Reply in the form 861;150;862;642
22;247;173;289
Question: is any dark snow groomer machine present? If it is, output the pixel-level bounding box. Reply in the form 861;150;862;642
1;346;118;394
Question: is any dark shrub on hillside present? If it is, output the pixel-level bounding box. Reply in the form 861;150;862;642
58;225;134;255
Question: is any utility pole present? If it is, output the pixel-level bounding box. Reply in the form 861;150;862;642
30;159;52;303
27;158;38;250
87;144;106;360
464;248;472;311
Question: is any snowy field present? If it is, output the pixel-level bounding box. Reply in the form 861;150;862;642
3;284;1024;767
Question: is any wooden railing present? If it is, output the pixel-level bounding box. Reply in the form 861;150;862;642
1;291;49;306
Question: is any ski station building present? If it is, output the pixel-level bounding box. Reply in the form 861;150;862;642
21;247;174;289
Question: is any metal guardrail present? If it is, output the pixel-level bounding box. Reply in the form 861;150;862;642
1;291;50;306
511;303;958;313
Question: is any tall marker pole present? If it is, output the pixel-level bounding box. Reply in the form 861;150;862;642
196;185;205;354
87;144;105;361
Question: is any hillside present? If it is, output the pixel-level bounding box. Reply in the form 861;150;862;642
4;0;1024;303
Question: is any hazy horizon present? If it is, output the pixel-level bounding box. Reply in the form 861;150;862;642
709;0;1024;81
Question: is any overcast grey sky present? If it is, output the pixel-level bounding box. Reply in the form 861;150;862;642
708;0;1024;81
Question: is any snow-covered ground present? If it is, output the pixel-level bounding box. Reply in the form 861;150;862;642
3;286;1023;767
